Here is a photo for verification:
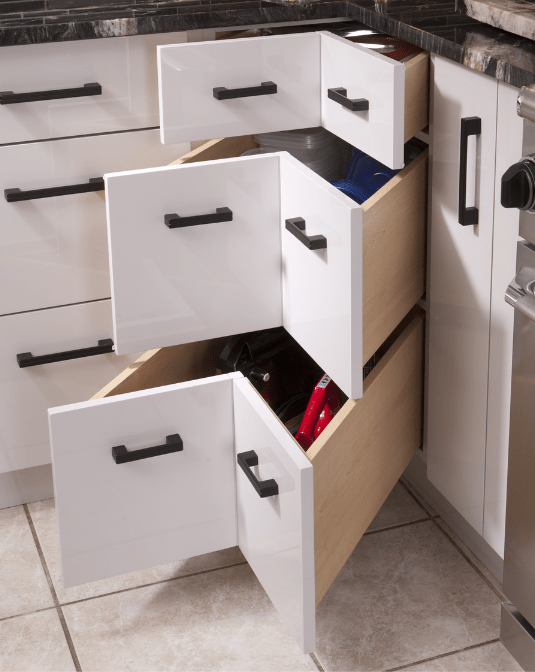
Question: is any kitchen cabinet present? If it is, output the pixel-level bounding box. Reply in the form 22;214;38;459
426;55;521;557
47;29;430;648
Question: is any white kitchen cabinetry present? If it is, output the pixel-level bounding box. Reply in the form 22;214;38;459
0;129;187;315
427;55;520;557
158;32;428;169
0;32;189;144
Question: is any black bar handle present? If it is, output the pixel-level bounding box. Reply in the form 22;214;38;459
459;116;481;226
285;217;327;250
17;338;114;368
237;450;278;498
165;207;233;229
328;87;369;112
0;82;102;105
213;81;277;101
5;177;104;203
112;434;183;464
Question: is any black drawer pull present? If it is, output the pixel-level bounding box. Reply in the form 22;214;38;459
213;81;277;101
237;450;278;498
17;338;114;368
165;207;233;229
112;434;183;464
459;116;481;226
328;88;369;112
5;177;104;203
285;217;327;250
0;82;102;105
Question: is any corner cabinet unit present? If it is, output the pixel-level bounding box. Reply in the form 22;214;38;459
47;32;430;654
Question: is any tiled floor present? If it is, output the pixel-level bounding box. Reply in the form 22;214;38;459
0;481;523;672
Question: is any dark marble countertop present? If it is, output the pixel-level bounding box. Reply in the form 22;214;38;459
1;0;535;87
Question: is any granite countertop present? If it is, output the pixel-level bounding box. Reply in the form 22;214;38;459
1;0;535;87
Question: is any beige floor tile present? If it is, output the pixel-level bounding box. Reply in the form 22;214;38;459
63;563;317;672
366;483;428;533
28;498;246;604
0;609;75;672
0;505;54;619
434;518;506;601
315;521;501;672
402;641;523;671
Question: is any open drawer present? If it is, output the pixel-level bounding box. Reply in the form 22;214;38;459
48;306;424;654
158;33;429;169
104;136;427;400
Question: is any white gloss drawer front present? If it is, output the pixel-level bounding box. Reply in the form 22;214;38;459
158;32;415;170
0;299;140;475
105;153;363;400
0;32;188;145
0;129;188;315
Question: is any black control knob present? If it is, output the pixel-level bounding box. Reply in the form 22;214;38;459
501;160;535;210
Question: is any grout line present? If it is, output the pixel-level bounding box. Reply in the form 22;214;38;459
430;517;506;602
60;561;250;608
363;517;430;536
23;505;83;672
310;652;326;672
383;638;501;672
399;478;440;519
0;605;56;624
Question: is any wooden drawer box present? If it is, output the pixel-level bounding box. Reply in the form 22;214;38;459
103;135;427;400
49;305;424;653
158;34;429;169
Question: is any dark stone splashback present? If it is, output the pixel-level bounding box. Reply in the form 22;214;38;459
1;0;535;87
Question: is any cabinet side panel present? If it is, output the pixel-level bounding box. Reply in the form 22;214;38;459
484;81;522;558
309;311;424;605
426;55;498;533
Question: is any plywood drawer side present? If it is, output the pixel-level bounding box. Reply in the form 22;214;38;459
404;51;430;143
308;309;425;605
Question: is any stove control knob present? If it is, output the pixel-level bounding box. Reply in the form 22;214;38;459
501;159;535;210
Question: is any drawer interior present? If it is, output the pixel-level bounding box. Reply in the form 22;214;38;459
93;137;426;604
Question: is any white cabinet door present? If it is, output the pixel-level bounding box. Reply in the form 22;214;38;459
158;34;321;145
427;55;498;533
320;32;405;170
233;377;315;654
105;155;282;355
49;374;240;588
280;153;363;399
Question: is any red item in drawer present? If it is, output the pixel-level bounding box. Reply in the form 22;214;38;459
296;374;341;450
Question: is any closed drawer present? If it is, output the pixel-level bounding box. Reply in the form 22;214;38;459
0;33;188;145
0;299;141;475
103;136;427;400
48;307;424;653
0;129;188;315
158;33;429;169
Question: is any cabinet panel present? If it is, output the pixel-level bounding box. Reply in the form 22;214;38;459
427;55;498;533
234;377;315;654
158;34;321;145
280;153;363;399
0;33;188;144
49;374;239;588
483;81;522;557
0;300;140;474
0;129;188;315
105;154;282;355
320;32;405;170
